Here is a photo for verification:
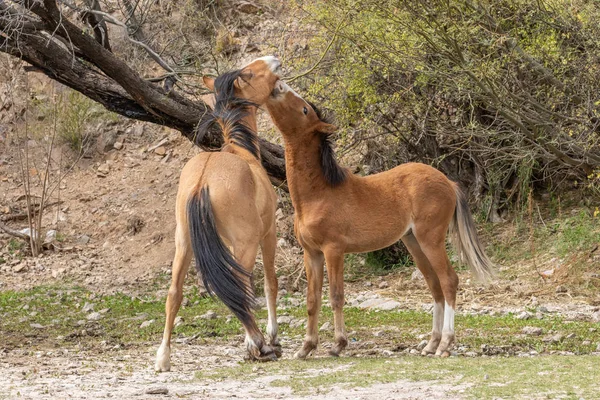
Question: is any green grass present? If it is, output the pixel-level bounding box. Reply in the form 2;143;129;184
486;207;600;267
1;285;599;355
197;355;600;399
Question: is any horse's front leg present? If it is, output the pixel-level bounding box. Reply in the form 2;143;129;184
295;249;324;359
324;247;348;357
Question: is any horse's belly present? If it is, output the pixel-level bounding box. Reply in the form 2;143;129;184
343;219;411;254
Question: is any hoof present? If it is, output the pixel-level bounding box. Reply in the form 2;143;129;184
273;344;283;359
328;337;347;357
154;362;171;373
434;349;451;358
328;349;340;357
295;340;317;359
155;346;171;372
294;348;311;360
245;345;278;362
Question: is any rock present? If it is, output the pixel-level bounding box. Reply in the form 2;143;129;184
51;268;65;278
174;316;184;327
81;302;94;313
358;298;387;309
465;351;478;357
45;230;57;243
411;269;424;281
154;146;166;156
145;387;169;395
290;318;306;328
566;333;576;339
373;300;401;311
516;311;533;320
409;349;419;355
537;306;549;314
582;340;591;346
13;263;28;273
181;297;190;307
364;281;372;287
140;319;155;328
97;164;110;175
30;323;45;329
87;312;102;321
543;334;563;343
591;311;600;322
378;281;389;289
113;141;123;150
596;343;600;352
319;321;332;331
77;235;91;245
275;208;284;221
276;238;289;248
540;269;554;278
200;310;217;320
255;296;267;308
417;340;428;351
522;326;543;336
98;131;117;152
381;349;393;356
277;315;292;325
373;330;385;337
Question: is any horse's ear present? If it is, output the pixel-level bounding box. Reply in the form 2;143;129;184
200;94;216;110
234;71;253;90
202;76;215;91
318;122;338;134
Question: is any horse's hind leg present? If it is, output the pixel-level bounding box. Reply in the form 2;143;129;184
324;247;348;357
415;230;458;358
295;249;325;359
401;233;444;355
156;223;192;372
234;241;277;362
261;226;280;357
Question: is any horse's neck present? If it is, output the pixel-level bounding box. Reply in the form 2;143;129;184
284;135;330;212
222;111;261;164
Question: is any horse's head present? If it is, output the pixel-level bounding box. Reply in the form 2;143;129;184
203;56;282;106
266;80;337;140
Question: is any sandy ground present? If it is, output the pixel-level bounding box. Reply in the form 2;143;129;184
0;342;467;400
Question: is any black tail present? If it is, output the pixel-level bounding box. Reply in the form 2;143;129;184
187;187;255;325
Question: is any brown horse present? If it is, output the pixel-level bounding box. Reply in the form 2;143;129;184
155;56;282;372
265;81;494;359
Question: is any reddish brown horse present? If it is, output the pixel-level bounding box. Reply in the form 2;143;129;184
155;56;282;372
265;81;494;358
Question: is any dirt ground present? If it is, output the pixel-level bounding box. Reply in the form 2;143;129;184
0;342;468;400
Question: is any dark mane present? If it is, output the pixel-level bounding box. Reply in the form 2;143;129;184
308;101;348;187
198;69;260;159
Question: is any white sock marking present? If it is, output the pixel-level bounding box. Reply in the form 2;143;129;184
443;300;455;334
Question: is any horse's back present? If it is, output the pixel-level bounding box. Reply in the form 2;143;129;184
177;151;269;241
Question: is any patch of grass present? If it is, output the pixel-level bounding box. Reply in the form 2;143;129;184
198;355;600;399
485;207;600;269
1;285;599;356
7;238;23;255
56;91;95;151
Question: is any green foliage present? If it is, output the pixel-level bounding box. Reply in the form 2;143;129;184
55;91;95;151
365;244;413;275
7;238;23;255
293;0;600;208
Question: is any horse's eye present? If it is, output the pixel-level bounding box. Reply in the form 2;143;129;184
303;107;308;115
